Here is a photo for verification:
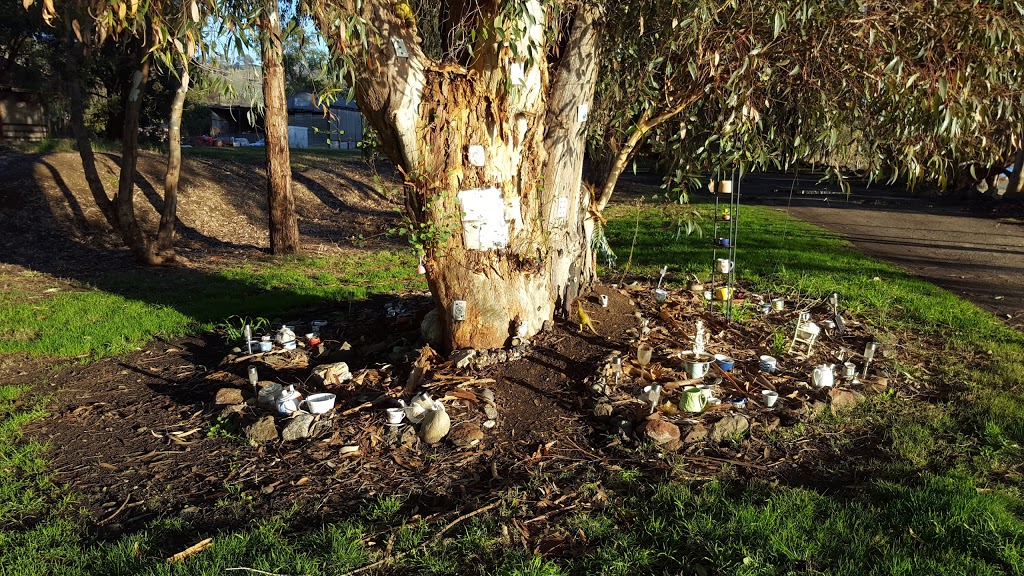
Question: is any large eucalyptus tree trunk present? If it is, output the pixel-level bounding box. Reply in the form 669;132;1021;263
313;0;602;350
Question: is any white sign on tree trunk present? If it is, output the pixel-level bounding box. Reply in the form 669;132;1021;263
467;145;486;167
391;37;409;58
458;187;509;250
577;103;589;123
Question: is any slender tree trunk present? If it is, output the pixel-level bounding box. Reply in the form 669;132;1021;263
158;62;190;256
65;35;118;228
259;0;300;255
115;43;161;264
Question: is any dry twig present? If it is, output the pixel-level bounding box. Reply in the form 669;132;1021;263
166;537;213;563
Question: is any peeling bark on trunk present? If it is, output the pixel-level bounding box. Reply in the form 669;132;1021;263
260;0;300;255
158;62;190;257
313;0;603;350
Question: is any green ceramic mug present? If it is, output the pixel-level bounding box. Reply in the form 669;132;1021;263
681;387;708;413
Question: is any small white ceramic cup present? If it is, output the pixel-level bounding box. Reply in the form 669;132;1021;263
762;389;779;408
600;294;609;308
386;407;405;424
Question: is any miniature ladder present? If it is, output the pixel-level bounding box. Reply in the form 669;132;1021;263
788;313;821;356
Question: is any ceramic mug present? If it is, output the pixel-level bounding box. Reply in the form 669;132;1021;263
762;389;779;408
600;294;609;308
696;384;714;399
713;354;734;371
771;298;785;311
714;287;733;301
684;358;711;379
653;289;669;304
716;238;731;247
759;355;778;373
681;387;708;413
842;362;857;380
715;258;734;274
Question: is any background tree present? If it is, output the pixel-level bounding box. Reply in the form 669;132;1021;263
304;0;1024;351
29;0;209;264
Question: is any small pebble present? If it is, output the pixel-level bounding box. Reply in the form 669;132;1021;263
483;420;497;429
484;403;499;420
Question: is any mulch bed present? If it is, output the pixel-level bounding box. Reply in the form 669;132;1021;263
21;278;908;545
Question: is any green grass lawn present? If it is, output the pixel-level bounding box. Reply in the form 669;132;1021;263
2;197;1024;575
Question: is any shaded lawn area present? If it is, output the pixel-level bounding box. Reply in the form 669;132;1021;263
1;198;1024;574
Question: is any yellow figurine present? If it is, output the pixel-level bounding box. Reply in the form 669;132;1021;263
576;303;599;335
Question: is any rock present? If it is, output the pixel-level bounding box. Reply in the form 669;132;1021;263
282;413;315;441
865;378;888;394
662;439;684;452
419;407;451;444
451;349;477;370
214;387;245;406
642;420;680;445
709;415;749;442
542;320;554;332
483;403;499;420
806;400;828;420
245;416;278;444
681;422;708;443
312;362;353;386
828;388;866;412
400;426;418;445
231;347;242;354
420;309;443;347
482;419;497;429
449;422;484;448
219;403;246;419
480;388;495;402
593;403;614;417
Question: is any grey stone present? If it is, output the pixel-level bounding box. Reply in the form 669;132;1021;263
828;388;866;412
482;419;497;429
282;413;315;442
642;419;680;445
219;403;246;419
593;403;614;417
682;422;708;443
709;415;749;442
311;362;352;386
483;403;499;420
245;416;279;444
480;388;495;402
419;408;451;444
451;349;477;370
214;387;245;406
420;309;443;347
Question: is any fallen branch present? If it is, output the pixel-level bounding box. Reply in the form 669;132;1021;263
337;501;502;576
341;394;388;416
166;537;212;563
225;568;291;576
98;492;132;525
713;362;748;396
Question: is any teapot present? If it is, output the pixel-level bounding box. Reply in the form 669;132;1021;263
812;364;835;388
275;324;296;345
275;385;302;414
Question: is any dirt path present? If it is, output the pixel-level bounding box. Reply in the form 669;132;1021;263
765;193;1024;331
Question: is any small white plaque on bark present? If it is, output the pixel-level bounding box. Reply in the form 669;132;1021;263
510;62;526;86
391;37;409;58
458;187;508;250
467;145;486;167
556;197;569;219
576;103;589;123
452;300;467;321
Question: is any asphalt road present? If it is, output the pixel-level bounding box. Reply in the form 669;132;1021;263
737;173;1024;330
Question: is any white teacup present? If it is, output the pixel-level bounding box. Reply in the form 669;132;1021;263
762;389;779;408
386;407;406;424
